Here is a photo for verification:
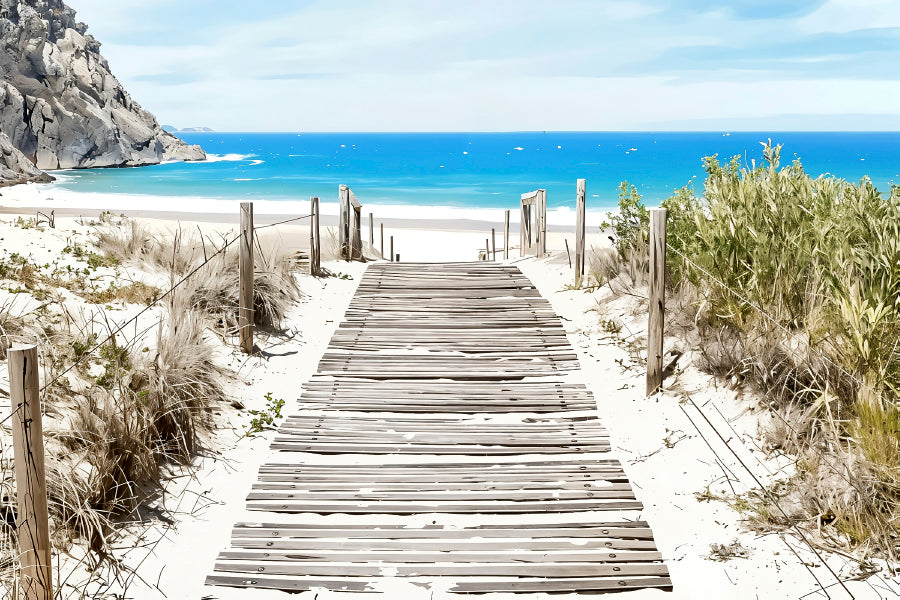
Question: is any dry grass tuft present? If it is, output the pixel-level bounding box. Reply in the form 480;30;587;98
0;214;305;591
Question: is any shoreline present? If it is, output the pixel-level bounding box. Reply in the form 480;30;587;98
0;179;616;229
0;182;611;263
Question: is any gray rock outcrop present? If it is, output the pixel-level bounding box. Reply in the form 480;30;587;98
0;130;51;185
0;0;205;184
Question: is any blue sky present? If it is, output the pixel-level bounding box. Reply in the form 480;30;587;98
68;0;900;131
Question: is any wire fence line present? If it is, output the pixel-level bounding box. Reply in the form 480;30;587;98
0;209;319;421
657;233;881;597
252;213;313;231
679;396;854;599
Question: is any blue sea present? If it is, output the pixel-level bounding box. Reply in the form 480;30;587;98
51;132;900;215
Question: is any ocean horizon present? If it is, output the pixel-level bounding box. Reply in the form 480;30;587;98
44;131;900;223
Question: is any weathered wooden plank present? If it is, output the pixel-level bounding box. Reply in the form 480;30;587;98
246;488;636;502
245;499;644;513
217;549;664;563
231;522;656;539
230;538;660;551
213;560;668;578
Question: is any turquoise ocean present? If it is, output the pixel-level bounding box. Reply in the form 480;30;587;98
52;132;900;215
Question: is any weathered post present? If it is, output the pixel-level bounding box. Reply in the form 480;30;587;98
491;228;496;260
339;185;350;261
369;212;374;247
380;223;384;259
538;189;548;257
485;239;490;261
390;236;394;263
309;197;321;276
575;178;586;287
646;208;667;396
8;345;52;600
504;210;510;260
239;202;254;354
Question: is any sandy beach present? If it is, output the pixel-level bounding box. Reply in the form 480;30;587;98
0;184;891;600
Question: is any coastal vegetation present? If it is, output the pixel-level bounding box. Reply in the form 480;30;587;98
600;141;900;561
0;215;303;592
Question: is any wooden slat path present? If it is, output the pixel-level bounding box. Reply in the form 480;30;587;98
207;262;671;595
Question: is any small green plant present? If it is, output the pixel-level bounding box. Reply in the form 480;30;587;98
96;342;131;388
600;318;622;334
601;181;649;260
244;392;285;437
71;333;99;359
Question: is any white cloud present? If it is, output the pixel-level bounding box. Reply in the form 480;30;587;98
797;0;900;34
66;0;900;130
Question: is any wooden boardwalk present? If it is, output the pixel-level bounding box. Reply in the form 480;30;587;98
207;262;671;595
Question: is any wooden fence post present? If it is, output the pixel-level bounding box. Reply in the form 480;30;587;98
369;212;374;247
504;210;510;260
239;202;254;354
646;208;667;396
390;236;394;263
380;223;384;259
575;178;586;287
491;228;496;260
8;345;52;600
309;197;321;276
485;239;490;261
339;185;350;261
538;189;547;257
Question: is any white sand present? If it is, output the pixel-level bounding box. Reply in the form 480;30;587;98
0;187;893;599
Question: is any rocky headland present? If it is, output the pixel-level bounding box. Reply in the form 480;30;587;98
0;0;205;185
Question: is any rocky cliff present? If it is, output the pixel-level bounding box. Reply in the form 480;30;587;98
0;0;205;185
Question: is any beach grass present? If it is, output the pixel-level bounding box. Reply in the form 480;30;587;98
0;215;305;593
600;141;900;561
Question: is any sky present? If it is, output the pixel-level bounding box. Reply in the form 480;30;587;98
67;0;900;132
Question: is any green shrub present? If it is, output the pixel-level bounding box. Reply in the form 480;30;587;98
610;140;900;559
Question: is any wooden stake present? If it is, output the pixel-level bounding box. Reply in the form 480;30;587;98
504;210;510;260
339;185;350;261
646;208;667;396
485;239;490;261
309;197;321;276
491;228;496;260
537;189;547;257
564;238;572;268
8;345;52;600
575;179;586;287
351;205;362;260
380;223;384;259
369;212;374;246
390;236;394;262
239;202;254;354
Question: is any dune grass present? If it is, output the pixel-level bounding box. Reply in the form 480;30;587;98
599;141;900;561
0;215;306;593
